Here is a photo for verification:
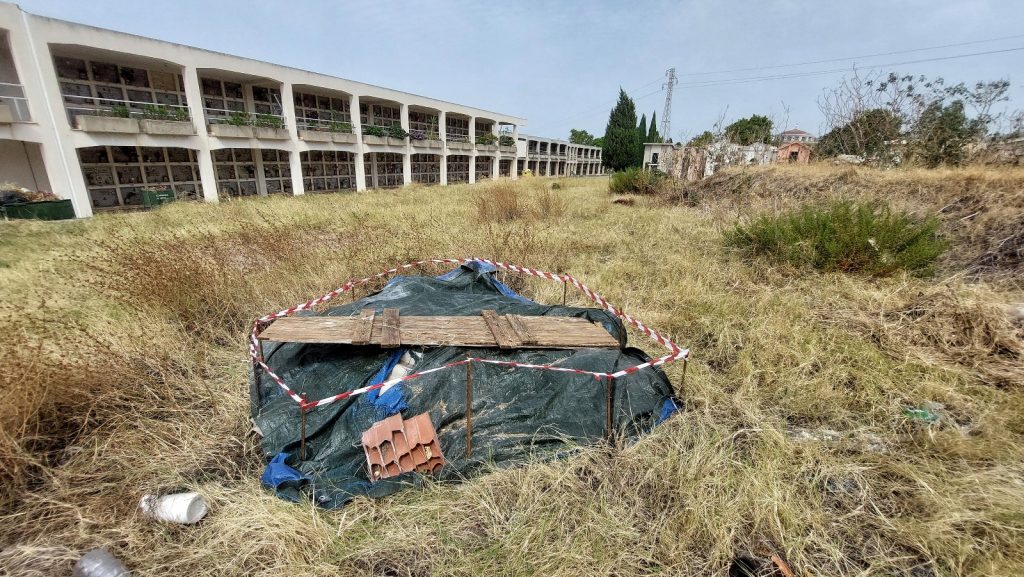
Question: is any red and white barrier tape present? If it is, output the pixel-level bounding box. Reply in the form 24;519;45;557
249;258;690;410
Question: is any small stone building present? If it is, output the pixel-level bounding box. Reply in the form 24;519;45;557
776;141;812;164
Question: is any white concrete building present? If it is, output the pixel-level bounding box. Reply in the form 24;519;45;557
516;134;602;177
0;2;533;217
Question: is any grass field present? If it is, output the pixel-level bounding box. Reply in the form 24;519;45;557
0;166;1022;576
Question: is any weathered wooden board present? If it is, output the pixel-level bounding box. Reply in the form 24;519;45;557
258;310;619;349
381;308;401;348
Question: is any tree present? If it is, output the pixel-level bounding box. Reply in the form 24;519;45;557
911;100;982;167
569;129;596;145
593;136;604;147
724;114;773;145
817;108;901;158
636;113;647;166
687;130;714;148
647;111;661;143
602;88;641;170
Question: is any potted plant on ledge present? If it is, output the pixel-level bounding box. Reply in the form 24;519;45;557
77;104;141;134
499;134;516;154
385;124;409;146
210;111;255;138
139;104;194;136
362;124;388;145
476;133;498;152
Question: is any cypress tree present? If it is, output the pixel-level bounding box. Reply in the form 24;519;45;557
637;114;648;166
647;111;661;142
602;88;641;171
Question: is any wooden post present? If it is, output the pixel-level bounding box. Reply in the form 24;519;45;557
679;360;689;401
299;393;309;461
255;337;265;380
465;361;473;458
300;407;307;461
562;274;567;306
605;376;614;441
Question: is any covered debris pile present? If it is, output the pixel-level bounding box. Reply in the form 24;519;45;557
251;261;679;508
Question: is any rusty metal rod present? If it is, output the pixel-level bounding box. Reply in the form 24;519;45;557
466;361;473;458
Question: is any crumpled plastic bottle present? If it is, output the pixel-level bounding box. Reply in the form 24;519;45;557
72;549;131;577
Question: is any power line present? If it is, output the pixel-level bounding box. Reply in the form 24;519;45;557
675;45;1024;89
553;45;1023;126
546;36;1024;130
677;33;1024;78
552;76;664;125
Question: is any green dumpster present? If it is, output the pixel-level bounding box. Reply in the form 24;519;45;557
142;188;176;209
2;199;76;220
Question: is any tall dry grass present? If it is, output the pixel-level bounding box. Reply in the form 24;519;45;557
0;172;1021;576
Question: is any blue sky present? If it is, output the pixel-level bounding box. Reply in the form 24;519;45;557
16;0;1024;141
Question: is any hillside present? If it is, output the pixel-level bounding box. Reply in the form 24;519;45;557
0;168;1022;576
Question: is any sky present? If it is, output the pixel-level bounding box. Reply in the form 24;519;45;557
15;0;1024;142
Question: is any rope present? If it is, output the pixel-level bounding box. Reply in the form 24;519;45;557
249;258;690;411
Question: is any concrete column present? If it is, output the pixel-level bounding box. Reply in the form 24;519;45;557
351;94;366;191
510;125;519;179
400;103;411;186
182;65;219;202
279;83;304;195
253;148;268;196
370;152;378;189
9;8;93;215
438;111;447;186
287;150;303;196
490;123;499;178
467;116;475;184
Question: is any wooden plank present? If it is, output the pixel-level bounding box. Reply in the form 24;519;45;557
352;308;375;345
506;314;537;345
480;309;519;349
258;316;359;344
381;308;401;348
258;314;619;349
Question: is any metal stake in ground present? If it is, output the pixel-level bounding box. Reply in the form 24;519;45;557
679;359;689;403
606;376;614;440
466;361;473;458
299;394;309;461
561;271;567;306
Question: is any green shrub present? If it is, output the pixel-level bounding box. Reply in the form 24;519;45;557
724;201;947;276
609;167;663;195
386;125;409;139
254;114;284;129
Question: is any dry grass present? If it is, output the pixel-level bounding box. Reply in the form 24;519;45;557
0;171;1022;576
667;164;1024;287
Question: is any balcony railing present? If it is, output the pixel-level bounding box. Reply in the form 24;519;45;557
0;82;31;122
204;107;286;129
296;115;353;133
64;96;191;124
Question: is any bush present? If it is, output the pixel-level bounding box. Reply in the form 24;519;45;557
724;201;947;276
609;167;663;195
533;187;568;220
475;180;525;222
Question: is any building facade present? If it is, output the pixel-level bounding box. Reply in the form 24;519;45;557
777;128;817;144
515;134;602;178
0;3;540;218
